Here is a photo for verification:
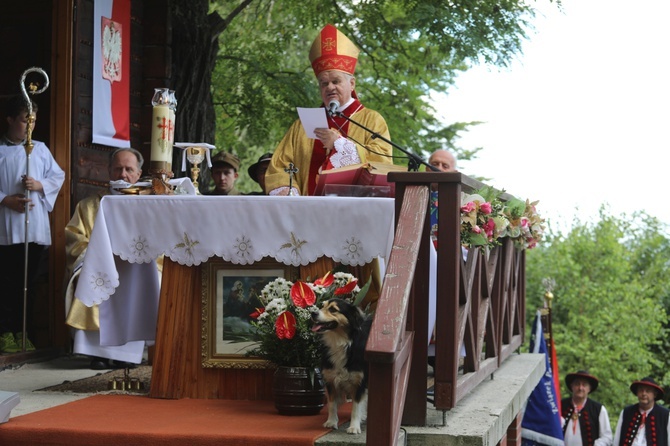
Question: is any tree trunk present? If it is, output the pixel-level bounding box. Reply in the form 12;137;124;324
169;0;224;181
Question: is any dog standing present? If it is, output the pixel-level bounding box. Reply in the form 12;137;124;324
311;298;372;434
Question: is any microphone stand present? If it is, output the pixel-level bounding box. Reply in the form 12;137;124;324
331;110;440;172
19;67;49;352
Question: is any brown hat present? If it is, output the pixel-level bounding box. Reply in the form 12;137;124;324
247;152;273;184
308;24;360;77
565;370;599;393
630;377;664;401
211;151;240;171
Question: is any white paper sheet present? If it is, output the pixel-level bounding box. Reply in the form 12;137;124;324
297;107;329;138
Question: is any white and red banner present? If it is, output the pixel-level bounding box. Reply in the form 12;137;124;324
92;0;131;148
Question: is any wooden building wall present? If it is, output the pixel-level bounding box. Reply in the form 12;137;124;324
0;0;53;139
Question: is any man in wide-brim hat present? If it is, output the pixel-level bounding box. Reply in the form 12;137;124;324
614;377;670;446
561;370;613;446
246;152;273;195
265;24;394;196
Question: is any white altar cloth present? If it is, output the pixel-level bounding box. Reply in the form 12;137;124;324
74;195;395;345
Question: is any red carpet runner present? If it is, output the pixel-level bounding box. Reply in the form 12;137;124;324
0;394;351;445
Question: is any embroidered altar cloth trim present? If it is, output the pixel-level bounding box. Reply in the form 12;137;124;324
75;195;395;307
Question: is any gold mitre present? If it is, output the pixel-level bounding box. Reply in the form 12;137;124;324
309;24;360;77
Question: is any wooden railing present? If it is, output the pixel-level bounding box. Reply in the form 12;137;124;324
365;172;527;445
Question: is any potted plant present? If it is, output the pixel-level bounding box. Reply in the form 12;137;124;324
248;271;369;415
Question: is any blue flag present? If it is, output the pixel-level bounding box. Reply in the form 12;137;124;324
521;310;564;446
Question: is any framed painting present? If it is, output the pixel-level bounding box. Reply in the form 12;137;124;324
201;257;298;368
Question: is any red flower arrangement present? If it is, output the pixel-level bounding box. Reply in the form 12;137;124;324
248;271;367;368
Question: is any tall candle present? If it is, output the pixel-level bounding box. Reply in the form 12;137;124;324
150;103;173;164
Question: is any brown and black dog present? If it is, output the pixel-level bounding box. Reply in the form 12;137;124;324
311;298;372;434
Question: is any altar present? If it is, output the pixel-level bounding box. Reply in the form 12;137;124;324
74;195;395;399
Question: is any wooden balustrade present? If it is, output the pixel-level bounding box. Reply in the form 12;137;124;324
365;172;527;445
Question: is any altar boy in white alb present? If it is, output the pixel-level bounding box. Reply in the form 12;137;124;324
0;95;65;354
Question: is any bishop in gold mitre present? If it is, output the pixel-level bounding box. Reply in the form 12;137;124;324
264;24;394;196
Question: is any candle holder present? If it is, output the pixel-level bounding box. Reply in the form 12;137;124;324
149;88;177;194
175;142;214;194
107;368;145;392
150;169;175;195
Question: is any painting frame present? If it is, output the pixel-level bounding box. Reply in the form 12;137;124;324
201;257;298;368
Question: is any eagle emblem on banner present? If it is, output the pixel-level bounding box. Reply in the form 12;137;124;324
101;17;122;83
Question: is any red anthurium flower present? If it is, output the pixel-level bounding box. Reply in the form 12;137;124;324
335;279;358;295
290;281;316;308
275;311;296;339
250;307;265;319
314;271;334;287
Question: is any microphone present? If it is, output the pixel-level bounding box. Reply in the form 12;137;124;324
327;100;340;116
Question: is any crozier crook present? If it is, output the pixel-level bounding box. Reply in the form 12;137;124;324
19;67;49;352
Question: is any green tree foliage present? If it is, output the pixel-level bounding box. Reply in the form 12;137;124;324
204;0;558;192
526;208;670;424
